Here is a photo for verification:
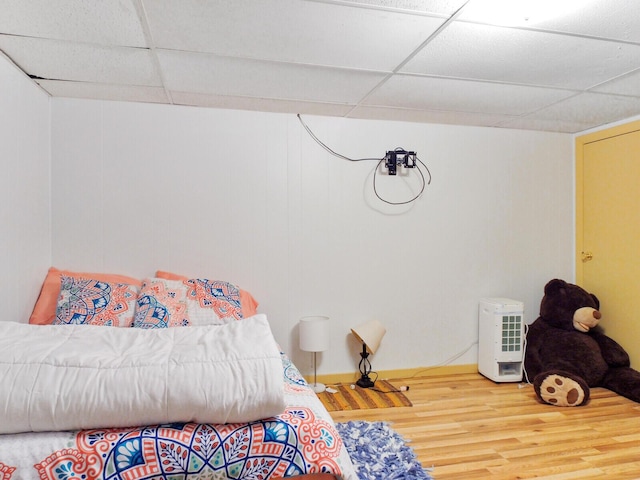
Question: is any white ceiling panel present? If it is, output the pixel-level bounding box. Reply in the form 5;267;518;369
157;50;388;104
171;91;355;117
501;91;640;133
2;0;640;133
144;0;447;71
460;0;640;43
363;74;575;115
305;0;468;16
349;104;517;128
0;35;160;85
592;69;640;97
0;0;147;47
401;21;640;90
36;79;169;104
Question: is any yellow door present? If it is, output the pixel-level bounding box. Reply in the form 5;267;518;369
576;121;640;367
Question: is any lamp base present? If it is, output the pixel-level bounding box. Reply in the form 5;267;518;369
310;382;326;393
356;376;375;389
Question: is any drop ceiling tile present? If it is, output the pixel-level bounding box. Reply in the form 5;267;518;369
501;91;640;133
460;0;640;43
348;104;517;127
363;74;576;115
171;91;355;117
1;0;639;133
157;50;387;104
36;79;169;104
497;116;591;134
0;35;161;86
144;0;446;71
401;21;640;90
0;0;147;47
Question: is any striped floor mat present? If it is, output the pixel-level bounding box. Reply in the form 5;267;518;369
317;380;412;411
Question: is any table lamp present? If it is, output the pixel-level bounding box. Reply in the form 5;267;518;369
350;319;386;388
299;315;330;393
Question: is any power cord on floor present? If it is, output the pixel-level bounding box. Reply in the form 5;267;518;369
518;322;532;389
372;385;410;394
325;372;410;395
396;340;479;380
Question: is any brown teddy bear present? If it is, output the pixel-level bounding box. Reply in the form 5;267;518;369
524;279;640;406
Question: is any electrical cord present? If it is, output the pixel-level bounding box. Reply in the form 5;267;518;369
324;342;478;394
297;114;382;162
341;342;478;391
372;384;410;394
326;372;410;395
296;114;431;205
398;340;479;379
521;322;532;385
372;154;430;205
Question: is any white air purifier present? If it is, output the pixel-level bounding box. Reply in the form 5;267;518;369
478;298;524;382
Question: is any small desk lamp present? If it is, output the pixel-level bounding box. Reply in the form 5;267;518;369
299;315;330;393
350;319;386;388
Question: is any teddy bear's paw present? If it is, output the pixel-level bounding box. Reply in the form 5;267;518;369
536;373;588;407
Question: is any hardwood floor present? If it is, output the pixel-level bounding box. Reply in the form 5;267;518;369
328;373;640;479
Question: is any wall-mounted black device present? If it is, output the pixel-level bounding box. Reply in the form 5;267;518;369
384;149;417;175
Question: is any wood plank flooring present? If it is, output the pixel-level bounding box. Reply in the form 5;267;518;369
327;373;640;480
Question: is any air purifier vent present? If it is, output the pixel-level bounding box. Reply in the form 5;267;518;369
501;315;522;352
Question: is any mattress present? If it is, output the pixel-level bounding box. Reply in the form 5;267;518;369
0;351;357;479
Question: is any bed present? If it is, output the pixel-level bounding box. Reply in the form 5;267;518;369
0;269;358;480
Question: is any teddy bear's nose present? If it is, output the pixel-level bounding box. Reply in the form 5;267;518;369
593;310;601;320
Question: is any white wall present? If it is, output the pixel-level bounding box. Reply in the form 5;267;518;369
0;54;51;322
50;98;574;377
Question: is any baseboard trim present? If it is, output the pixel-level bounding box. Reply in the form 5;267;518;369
305;363;478;385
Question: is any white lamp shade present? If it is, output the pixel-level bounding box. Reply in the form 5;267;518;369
299;316;330;352
351;319;386;354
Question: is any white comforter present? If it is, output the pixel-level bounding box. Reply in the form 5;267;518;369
0;314;285;434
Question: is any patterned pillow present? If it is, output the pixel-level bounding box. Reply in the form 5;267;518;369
133;278;190;328
155;271;259;322
30;267;141;325
54;276;138;327
185;278;245;325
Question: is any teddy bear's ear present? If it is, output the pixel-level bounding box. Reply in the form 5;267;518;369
590;293;600;310
544;278;566;295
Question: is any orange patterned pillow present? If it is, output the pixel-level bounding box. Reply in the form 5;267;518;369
155;271;258;320
133;278;190;328
30;267;142;325
53;276;138;327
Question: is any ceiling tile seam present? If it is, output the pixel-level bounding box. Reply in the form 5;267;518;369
390;70;600;95
343;0;472;118
0;32;149;50
453;19;640;47
356;98;545;118
584;66;640;94
34;78;169;90
301;0;454;18
168;89;359;108
152;46;397;76
135;0;173;104
348;103;522;118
